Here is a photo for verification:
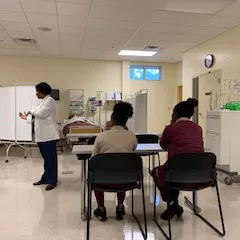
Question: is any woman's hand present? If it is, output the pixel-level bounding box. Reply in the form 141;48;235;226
19;112;28;120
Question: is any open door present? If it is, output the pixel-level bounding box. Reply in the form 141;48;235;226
198;70;221;140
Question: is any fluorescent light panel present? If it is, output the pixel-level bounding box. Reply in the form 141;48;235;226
118;50;156;57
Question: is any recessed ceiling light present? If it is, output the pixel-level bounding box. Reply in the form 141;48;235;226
118;50;157;57
38;26;52;32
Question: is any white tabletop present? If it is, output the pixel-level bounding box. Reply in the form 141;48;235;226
72;143;164;155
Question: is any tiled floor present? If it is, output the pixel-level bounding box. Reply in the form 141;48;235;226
0;147;238;239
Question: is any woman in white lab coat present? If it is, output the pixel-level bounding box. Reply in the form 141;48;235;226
20;82;59;191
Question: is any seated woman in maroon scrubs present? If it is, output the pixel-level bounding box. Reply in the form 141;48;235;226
151;98;204;220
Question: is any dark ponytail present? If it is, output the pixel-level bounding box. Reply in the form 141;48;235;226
186;98;198;108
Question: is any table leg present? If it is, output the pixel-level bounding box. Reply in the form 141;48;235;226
152;154;156;169
184;192;201;214
81;160;87;221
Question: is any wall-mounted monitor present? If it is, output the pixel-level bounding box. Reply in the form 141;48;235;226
51;89;60;100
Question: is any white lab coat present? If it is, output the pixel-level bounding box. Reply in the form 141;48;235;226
31;95;60;143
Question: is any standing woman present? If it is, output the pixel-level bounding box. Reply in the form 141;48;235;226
20;82;59;191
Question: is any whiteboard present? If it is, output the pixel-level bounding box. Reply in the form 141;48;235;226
16;86;38;141
0;85;38;141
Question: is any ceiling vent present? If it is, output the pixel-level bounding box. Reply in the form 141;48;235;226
14;38;37;46
143;45;162;51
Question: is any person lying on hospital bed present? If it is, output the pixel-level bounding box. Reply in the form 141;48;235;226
61;113;94;135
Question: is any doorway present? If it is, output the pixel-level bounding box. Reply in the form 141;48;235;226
177;86;182;102
193;70;222;140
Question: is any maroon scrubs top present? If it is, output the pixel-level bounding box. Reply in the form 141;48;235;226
160;120;204;159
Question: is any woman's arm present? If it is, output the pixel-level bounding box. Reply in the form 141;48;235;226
31;99;55;119
160;126;171;150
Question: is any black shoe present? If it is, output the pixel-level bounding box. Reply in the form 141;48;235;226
116;205;125;220
33;180;47;186
94;207;107;221
45;184;57;191
161;202;184;221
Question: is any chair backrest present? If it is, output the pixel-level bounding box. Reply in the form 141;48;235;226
164;152;217;184
88;136;97;145
88;153;143;184
136;134;159;144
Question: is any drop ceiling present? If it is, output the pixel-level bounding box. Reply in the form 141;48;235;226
0;0;239;62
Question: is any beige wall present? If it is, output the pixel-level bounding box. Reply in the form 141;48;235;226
0;56;178;132
122;61;178;132
176;60;183;87
182;25;240;100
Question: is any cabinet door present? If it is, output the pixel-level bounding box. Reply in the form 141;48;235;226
206;133;220;164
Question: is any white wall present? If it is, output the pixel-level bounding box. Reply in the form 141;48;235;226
0;56;178;132
182;25;240;100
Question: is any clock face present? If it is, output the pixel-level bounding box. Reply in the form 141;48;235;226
205;54;214;68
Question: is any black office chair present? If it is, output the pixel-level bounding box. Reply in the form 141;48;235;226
153;152;225;240
87;136;97;145
136;134;161;171
87;153;147;240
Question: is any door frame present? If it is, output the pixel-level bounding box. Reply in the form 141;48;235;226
192;69;222;124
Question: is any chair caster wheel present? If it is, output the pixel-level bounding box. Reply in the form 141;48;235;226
5;160;8;163
224;177;233;185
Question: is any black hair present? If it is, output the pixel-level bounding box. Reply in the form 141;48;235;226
36;82;52;95
112;102;133;126
173;98;198;119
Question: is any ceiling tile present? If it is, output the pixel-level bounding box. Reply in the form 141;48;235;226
81;43;110;50
142;23;226;36
90;5;153;21
58;15;87;27
0;10;27;22
85;27;134;39
31;23;58;37
2;22;34;38
57;2;90;16
1;48;23;55
42;52;61;57
0;0;22;11
26;13;57;25
159;0;233;14
92;0;166;10
218;1;240;17
202;15;240;28
87;18;142;31
20;0;56;14
152;10;212;25
59;25;85;36
60;35;82;48
155;33;211;43
38;36;61;55
57;0;91;4
0;25;8;37
61;50;80;58
126;39;157;48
